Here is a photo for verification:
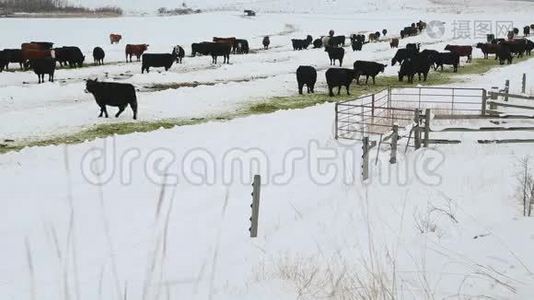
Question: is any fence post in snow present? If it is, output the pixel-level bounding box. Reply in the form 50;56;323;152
414;109;422;150
362;137;370;181
504;79;510;102
489;87;499;110
371;93;376;120
522;73;526;94
481;89;487;116
249;175;261;238
424;109;431;147
390;125;398;164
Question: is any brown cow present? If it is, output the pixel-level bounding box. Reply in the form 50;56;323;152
390;38;399;48
444;45;472;62
22;42;52;51
21;49;55;69
125;44;148;62
213;37;236;52
110;34;122;44
368;33;377;42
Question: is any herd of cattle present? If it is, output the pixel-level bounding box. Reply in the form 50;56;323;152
0;21;533;119
295;22;534;96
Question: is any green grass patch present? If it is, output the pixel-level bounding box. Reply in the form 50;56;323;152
1;56;532;155
0;118;209;154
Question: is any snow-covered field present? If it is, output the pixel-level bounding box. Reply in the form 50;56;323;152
2;0;534;299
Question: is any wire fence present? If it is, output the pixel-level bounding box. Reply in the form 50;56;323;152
389;87;486;116
335;86;486;141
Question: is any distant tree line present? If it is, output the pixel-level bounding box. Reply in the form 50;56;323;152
0;0;123;15
157;3;201;16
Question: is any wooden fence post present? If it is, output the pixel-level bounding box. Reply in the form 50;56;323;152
489;87;498;110
390;125;398;164
362;137;369;181
522;73;526;94
481;89;487;116
504;79;510;102
424;109;431;147
371;93;375;119
249;175;261;238
412;109;421;150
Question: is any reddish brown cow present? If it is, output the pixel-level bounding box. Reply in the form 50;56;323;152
213;37;236;45
21;49;55;69
21;42;51;51
476;43;500;59
125;44;148;62
390;38;399;48
444;45;472;62
110;34;122;44
213;37;236;52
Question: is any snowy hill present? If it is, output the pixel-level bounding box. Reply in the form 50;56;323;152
73;0;431;13
73;0;533;14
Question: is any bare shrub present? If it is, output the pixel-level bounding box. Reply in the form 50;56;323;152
516;157;534;217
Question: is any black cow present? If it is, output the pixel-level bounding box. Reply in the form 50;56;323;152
402;26;417;38
433;52;460;72
329;35;346;47
352;40;363;51
417;21;427;32
263;36;270;49
291;35;313;50
93;47;105;65
142;53;176;73
0;51;8;72
313;38;323;48
500;40;526;57
30;57;56;83
398;55;432;83
353;60;386;85
374;31;381;40
55;46;85;68
85;79;138;120
234;39;249;54
210;43;231;64
325;68;356;96
191;42;212;56
172;46;185;63
2;49;23;70
496;46;513;65
524;26;531;36
350;34;365;44
391;48;418;65
296;66;317;94
382;29;387;36
476;43;500;59
325;46;345;66
419;49;439;65
406;43;420;53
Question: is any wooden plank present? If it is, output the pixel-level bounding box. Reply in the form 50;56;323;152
428;139;462;144
478;139;534;144
493;92;534;101
431;126;534;132
487;101;534;111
